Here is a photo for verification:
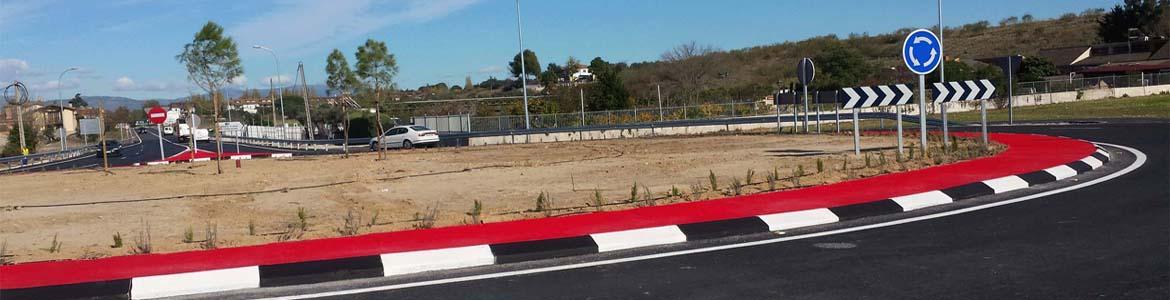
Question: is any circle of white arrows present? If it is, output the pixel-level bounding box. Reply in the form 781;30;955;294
840;84;913;109
931;79;997;103
902;29;942;75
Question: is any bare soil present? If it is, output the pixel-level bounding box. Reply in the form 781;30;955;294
0;131;996;263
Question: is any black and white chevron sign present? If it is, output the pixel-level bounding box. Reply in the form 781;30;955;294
931;79;996;103
839;84;912;109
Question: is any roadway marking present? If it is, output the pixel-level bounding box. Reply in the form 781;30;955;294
260;142;1146;300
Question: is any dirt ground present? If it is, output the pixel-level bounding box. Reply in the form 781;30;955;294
0;131;996;263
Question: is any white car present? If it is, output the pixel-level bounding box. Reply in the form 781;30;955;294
370;125;440;150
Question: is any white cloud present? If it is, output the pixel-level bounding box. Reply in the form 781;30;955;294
111;76;187;92
0;1;57;33
230;75;248;86
230;0;481;56
0;58;34;81
262;75;292;85
26;79;79;92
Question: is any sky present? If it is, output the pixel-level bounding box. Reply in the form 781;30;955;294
0;0;1113;101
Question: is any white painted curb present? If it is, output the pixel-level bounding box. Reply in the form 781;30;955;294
380;245;495;277
591;226;688;252
757;208;840;231
130;266;259;299
891;190;954;211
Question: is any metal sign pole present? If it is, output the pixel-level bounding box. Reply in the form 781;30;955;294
835;90;841;133
896;104;904;155
852;108;861;155
774;92;782;134
918;74;928;153
1008;56;1014;125
980;99;989;148
802;83;809;133
580;89;585;127
792;92;798;134
157;124;165;161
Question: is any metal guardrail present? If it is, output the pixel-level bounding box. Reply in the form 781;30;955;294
1017;72;1170;95
0;145;100;171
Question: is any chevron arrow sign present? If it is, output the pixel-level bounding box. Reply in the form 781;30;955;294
931;79;996;103
839;84;913;109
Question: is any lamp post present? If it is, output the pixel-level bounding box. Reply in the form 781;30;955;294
57;67;79;151
253;45;286;127
515;0;530;130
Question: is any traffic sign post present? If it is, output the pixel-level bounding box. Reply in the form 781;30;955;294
840;84;913;156
903;29;942;154
797;58;815;133
148;106;167;162
932;79;997;147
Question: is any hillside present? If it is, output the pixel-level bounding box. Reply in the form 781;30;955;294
619;11;1103;104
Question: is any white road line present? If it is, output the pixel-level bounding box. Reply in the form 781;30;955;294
260;143;1145;300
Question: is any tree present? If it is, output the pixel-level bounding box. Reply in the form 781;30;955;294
660;41;720;102
176;21;243;174
508;49;540;80
69;93;88;108
811;43;872;90
1;121;39;157
585;57;631;111
464;76;474;91
1098;0;1168;42
1017;56;1058;82
325;49;359;96
355;39;398;160
141;100;161;109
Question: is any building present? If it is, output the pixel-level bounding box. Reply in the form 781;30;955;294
1035;37;1170;77
570;67;594;82
30;105;79;136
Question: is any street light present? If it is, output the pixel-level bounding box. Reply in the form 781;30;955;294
57;67;79;151
253;45;286;127
515;0;531;130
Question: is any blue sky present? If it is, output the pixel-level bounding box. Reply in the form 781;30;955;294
1;0;1111;100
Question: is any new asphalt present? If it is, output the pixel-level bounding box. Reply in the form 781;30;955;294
222;120;1167;299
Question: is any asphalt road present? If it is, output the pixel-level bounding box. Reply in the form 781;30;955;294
235;121;1167;299
1;128;289;173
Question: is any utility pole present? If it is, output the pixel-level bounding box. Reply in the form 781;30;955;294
58;67;78;151
657;84;664;122
579;88;585;127
298;62;314;140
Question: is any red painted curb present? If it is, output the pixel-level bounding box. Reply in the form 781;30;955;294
0;132;1096;289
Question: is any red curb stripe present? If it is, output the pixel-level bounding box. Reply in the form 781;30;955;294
0;132;1096;289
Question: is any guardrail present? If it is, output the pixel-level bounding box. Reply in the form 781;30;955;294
0;146;100;171
215;111;947;152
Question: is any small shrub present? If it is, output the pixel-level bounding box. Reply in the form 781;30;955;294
670;185;682;198
745;169;755;185
641;185;655;205
879;152;887;166
708;170;718;192
535;191;551;212
816;158;824;173
182;226;195;243
201;223;218;250
248;220;256;236
629;182;639;203
134;219;152;254
466;200;483;224
368;210;381;227
864;153;872;167
765;170;778;191
791;167;802;187
111;232;123;248
0;241;11;265
296;207;309;231
277;223;304;241
46;234;62;253
909;147;916;160
730;178;743;195
690;182;704;199
841;159;848;171
413;204;439;229
338;208;362;236
593;188;605;211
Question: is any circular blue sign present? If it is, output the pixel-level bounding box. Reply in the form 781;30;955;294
902;29;941;75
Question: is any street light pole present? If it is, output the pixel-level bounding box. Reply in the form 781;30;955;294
57;67;79;151
515;0;530;130
938;0;949;145
253;45;286;127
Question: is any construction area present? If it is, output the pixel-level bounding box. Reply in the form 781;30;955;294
0;131;997;263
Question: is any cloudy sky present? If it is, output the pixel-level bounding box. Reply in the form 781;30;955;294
1;0;1109;100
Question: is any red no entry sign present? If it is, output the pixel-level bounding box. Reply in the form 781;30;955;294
148;106;167;125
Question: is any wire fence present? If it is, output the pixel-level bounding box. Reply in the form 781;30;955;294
467;101;789;132
1016;72;1170;94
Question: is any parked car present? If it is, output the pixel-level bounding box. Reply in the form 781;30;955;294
369;125;439;150
95;140;122;158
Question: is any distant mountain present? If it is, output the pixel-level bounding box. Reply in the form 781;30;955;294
1;83;334;110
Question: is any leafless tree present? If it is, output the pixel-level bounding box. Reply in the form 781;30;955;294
659;41;721;103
